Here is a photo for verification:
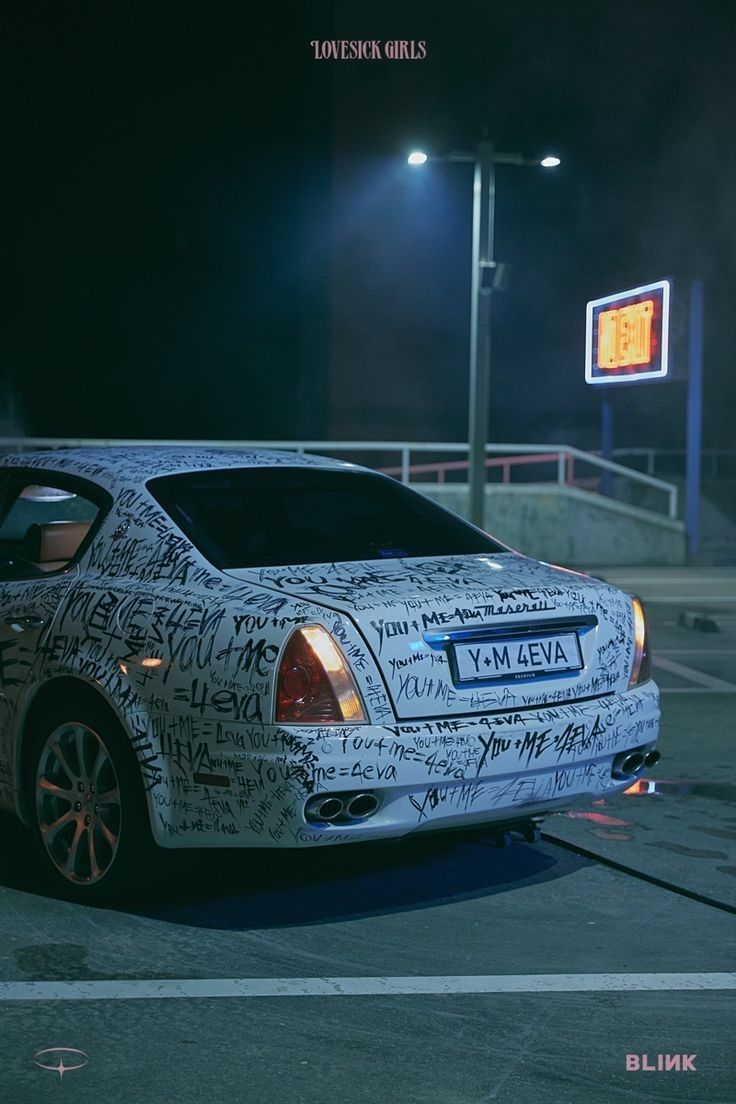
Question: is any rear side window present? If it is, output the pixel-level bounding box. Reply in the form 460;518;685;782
0;476;105;578
148;467;505;569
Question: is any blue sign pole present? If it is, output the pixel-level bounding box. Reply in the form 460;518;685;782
600;395;614;497
685;278;704;557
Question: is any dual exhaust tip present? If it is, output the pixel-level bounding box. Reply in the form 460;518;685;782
613;748;660;779
305;792;380;825
307;748;663;822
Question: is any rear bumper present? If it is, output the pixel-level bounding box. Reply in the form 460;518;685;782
150;681;660;848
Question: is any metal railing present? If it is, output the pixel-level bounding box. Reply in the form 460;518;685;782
0;437;681;522
382;444;678;520
613;448;736;480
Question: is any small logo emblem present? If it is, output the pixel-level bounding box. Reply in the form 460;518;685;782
112;519;130;540
33;1047;89;1079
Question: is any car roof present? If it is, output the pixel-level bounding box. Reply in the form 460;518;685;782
0;446;357;491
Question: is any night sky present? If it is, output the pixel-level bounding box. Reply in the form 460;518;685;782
4;1;736;454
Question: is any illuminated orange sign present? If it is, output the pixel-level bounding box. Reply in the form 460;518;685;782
597;300;654;370
586;281;670;384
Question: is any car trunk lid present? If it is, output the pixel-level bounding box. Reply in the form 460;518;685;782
224;554;635;719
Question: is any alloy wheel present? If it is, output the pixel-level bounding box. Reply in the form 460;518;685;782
34;722;122;885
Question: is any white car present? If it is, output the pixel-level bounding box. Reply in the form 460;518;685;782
0;447;659;899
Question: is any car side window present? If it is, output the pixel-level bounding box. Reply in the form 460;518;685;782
0;479;100;579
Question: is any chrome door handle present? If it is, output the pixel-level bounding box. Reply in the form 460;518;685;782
5;615;47;632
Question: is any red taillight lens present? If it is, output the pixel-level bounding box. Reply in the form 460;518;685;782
275;625;367;724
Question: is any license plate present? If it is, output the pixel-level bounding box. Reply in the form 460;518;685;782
454;632;582;682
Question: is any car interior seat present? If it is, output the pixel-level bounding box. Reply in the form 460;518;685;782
23;520;91;572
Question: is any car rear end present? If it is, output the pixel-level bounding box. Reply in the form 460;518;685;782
252;556;659;845
145;463;660;848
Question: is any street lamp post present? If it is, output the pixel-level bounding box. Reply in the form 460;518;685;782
468;140;495;530
409;144;560;528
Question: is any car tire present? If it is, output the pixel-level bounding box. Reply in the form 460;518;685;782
27;702;155;903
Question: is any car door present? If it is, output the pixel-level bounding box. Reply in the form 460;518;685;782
0;471;108;806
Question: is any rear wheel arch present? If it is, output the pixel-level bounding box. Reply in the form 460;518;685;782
19;678;159;900
17;677;142;825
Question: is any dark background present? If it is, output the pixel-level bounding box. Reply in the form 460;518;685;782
3;1;735;451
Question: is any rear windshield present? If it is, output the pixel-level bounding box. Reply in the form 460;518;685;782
148;467;505;569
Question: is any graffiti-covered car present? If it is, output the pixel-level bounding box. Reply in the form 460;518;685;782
0;448;659;899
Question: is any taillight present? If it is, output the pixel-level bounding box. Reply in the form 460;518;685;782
629;597;652;687
275;625;367;724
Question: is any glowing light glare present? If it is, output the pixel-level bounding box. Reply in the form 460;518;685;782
301;626;367;722
563;810;630;827
629;598;648;687
407;150;428;165
119;657;166;672
597;300;654;370
540;155;561;167
623;780;656;796
302;626;344;674
633;598;647;652
477;557;504;570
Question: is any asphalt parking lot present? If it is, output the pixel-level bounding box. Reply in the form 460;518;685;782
0;567;734;1104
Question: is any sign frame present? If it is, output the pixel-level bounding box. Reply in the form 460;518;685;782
585;279;671;386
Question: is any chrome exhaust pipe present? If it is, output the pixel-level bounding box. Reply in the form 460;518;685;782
621;752;645;775
317;797;344;822
612;749;646;779
305;796;344;823
344;793;379;820
644;750;660;768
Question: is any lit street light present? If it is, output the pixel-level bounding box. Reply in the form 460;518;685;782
408;141;560;528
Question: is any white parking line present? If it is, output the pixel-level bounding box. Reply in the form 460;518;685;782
652;656;736;692
0;973;734;1001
